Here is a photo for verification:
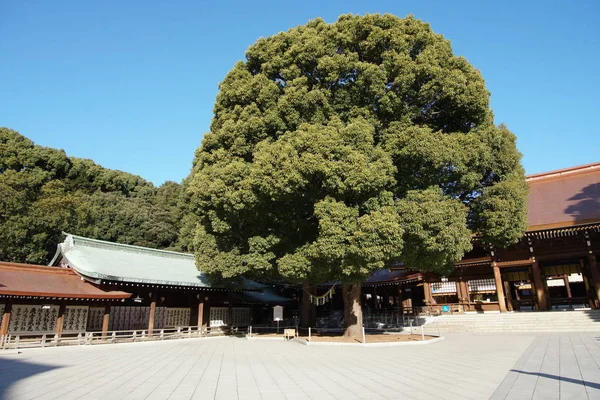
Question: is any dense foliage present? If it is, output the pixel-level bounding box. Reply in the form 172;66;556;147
187;14;528;335
0;127;183;264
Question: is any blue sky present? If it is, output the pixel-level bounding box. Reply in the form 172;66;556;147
1;1;598;185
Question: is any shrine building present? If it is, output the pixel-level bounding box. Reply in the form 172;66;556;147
0;234;290;338
339;162;600;316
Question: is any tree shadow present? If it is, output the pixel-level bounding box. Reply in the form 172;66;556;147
0;355;62;397
513;369;600;390
564;183;600;221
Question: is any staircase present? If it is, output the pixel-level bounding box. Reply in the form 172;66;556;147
429;310;600;333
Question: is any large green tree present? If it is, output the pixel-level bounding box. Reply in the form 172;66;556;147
0;127;183;263
187;14;528;338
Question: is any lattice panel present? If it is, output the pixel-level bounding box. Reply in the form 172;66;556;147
232;307;250;326
109;306;167;331
63;306;89;333
87;307;105;331
210;307;229;327
8;305;58;333
165;308;190;327
155;307;167;329
468;279;496;293
431;281;457;294
209;307;250;327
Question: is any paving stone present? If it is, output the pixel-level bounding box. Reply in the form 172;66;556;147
3;333;599;399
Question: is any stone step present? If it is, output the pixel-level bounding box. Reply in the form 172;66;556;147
421;311;600;332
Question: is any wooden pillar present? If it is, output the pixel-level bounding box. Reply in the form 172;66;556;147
423;282;433;305
580;258;597;308
493;265;507;313
227;292;234;328
588;255;600;308
56;303;66;338
397;285;404;317
460;281;469;311
148;292;157;338
0;300;12;336
204;296;211;329
372;286;378;308
455;281;464;303
198;298;205;329
503;281;514;311
531;261;550;311
563;275;572;298
102;305;110;339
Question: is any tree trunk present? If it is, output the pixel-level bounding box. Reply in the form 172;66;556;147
342;283;363;339
299;280;315;328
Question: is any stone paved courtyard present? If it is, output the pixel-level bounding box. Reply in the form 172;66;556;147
1;333;600;399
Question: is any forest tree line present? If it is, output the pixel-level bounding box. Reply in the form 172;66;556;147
0;127;185;264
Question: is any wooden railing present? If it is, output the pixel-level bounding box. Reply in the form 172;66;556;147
0;325;231;350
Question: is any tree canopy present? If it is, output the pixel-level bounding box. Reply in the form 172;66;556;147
187;14;528;336
0;127;183;264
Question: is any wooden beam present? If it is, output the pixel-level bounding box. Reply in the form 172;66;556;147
494;258;534;268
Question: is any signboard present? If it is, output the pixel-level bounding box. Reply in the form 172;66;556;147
273;305;283;321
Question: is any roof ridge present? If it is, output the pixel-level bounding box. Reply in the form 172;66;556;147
63;232;194;259
526;161;600;182
0;261;76;274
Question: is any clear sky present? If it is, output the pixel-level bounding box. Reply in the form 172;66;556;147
1;1;599;185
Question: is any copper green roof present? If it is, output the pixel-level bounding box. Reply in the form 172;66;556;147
50;234;264;290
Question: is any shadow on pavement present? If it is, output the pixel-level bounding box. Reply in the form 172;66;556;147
512;369;600;390
0;355;62;397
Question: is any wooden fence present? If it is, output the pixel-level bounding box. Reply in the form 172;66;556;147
0;325;229;350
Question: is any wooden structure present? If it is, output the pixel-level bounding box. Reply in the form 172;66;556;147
0;234;291;337
0;262;130;338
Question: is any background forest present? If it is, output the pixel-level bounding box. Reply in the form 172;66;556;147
0;127;184;264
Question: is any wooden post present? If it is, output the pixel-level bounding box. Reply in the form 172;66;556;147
372;286;378;309
455;281;463;303
531;261;550;311
460;281;469;311
0;300;12;336
56;303;66;339
102;305;110;339
423;282;433;305
563;274;572;298
503;281;514;311
397;285;404;317
227;292;234;329
148;292;157;338
580;258;597;308
493;265;507;313
198;298;205;329
588;254;600;308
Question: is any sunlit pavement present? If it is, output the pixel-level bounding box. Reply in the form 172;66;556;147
1;332;599;399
